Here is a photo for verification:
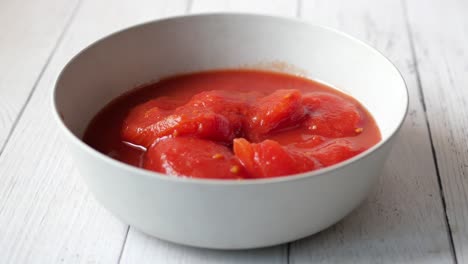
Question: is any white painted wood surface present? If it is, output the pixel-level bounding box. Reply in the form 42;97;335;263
0;0;79;150
0;0;466;262
405;0;468;263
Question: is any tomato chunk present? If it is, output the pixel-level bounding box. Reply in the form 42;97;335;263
186;90;261;111
303;92;362;137
180;90;250;137
122;91;249;147
309;139;365;166
233;138;320;178
144;137;248;179
247;89;306;141
122;98;173;147
156;112;235;141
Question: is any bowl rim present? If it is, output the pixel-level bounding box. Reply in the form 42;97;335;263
52;12;409;186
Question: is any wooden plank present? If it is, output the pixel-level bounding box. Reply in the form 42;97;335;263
189;0;297;15
121;234;286;264
290;0;454;263
0;0;186;263
405;0;468;262
119;1;297;263
0;0;79;150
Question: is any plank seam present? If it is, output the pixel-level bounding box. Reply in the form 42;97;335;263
0;0;83;157
296;0;302;18
186;0;194;13
117;226;131;264
401;0;458;263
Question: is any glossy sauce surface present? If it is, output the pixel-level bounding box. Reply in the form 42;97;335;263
83;70;381;179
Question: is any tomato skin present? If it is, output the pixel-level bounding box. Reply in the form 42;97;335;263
247;89;306;141
121;98;172;147
154;112;235;141
178;90;249;138
144;137;248;179
122;91;249;147
309;139;365;167
289;135;327;150
233;138;320;178
303;92;362;138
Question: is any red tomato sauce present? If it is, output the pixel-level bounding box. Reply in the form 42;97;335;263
83;70;381;179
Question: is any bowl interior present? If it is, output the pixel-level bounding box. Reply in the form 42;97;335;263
55;14;407;147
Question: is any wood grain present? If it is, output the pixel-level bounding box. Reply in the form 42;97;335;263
405;0;468;262
121;234;286;264
118;1;297;263
290;0;454;263
0;0;79;151
0;0;187;262
189;0;297;15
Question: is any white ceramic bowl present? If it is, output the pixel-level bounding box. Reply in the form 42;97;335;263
53;13;408;249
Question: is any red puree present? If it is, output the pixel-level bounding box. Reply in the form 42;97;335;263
83;70;381;179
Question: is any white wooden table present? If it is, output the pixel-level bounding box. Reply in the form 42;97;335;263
1;0;466;263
